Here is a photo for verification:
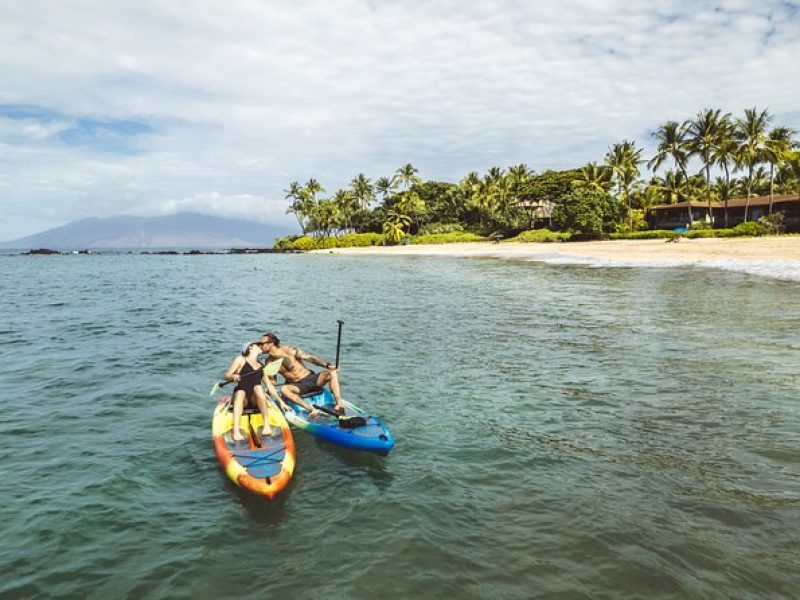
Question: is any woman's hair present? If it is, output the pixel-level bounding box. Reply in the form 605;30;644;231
241;342;260;356
262;332;280;347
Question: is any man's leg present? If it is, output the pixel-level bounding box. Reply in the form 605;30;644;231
281;383;320;417
232;391;246;441
317;370;343;413
254;386;272;436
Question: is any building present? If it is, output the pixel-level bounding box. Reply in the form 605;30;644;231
648;194;800;231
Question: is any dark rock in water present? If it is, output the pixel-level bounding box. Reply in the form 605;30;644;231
227;247;285;254
26;248;59;255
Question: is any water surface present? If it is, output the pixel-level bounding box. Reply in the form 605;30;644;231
1;253;798;599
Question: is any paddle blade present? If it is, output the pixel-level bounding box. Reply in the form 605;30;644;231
209;381;220;396
338;416;368;429
262;358;283;377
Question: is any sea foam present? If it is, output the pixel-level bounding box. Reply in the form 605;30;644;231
481;250;800;282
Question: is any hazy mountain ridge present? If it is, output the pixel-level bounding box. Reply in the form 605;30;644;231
0;213;296;249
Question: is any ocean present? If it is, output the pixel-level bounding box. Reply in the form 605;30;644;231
1;252;798;599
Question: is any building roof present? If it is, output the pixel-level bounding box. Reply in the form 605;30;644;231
650;194;800;211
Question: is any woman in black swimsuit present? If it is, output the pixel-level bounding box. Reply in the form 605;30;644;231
224;342;272;442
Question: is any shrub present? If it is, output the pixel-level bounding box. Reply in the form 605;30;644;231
316;236;337;249
731;221;769;236
685;229;717;238
508;229;572;243
418;222;465;235
689;220;712;231
615;210;648;234
288;236;318;251
335;232;384;247
611;230;679;240
759;212;785;234
411;232;486;244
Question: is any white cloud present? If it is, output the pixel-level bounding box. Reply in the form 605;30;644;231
0;0;798;239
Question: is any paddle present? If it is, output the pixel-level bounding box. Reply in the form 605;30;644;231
314;403;368;428
335;319;344;368
302;320;367;428
209;358;283;396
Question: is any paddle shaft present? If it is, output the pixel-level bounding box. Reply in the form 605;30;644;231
335;319;344;368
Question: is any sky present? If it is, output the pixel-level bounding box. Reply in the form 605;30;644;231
1;0;799;240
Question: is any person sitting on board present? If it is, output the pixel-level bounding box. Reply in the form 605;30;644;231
224;342;273;442
259;332;346;414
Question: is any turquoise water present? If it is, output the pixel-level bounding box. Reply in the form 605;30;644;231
1;253;799;599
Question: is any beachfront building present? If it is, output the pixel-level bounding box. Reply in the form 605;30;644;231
647;194;800;231
518;198;553;229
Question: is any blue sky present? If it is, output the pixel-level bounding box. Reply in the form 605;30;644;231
1;0;799;240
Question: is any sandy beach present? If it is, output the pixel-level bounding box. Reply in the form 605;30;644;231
316;237;800;280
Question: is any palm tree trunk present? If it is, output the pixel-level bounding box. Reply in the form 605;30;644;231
706;162;712;225
744;166;754;223
769;164;774;215
723;163;730;229
679;166;693;225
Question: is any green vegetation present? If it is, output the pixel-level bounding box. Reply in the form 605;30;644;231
411;232;486;245
611;221;775;240
276;107;798;249
505;229;571;243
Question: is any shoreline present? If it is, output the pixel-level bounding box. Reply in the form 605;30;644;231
314;237;800;281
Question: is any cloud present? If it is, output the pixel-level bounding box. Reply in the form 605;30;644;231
0;0;799;239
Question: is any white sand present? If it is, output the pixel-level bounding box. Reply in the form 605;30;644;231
313;237;800;281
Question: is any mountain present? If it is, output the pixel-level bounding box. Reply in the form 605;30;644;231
0;213;298;249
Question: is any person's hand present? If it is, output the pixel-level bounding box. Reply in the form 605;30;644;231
335;403;345;415
326;363;338;371
279;402;290;413
232;374;241;382
309;407;320;418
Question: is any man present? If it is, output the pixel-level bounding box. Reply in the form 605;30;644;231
260;332;345;414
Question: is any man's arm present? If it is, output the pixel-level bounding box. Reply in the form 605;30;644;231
295;347;334;369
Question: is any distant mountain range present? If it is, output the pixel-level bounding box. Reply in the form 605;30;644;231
0;212;297;249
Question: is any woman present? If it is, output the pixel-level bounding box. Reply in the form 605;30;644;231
224;342;272;442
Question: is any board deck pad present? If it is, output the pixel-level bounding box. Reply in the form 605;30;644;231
223;425;287;479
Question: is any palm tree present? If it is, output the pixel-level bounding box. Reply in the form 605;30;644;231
375;176;397;204
394;163;421;190
284;180;306;232
735;107;772;222
606;140;643;226
649;120;691;223
332;189;356;233
460;171;481;193
712;115;738;228
763;126;796;214
576;162;613;194
687;108;728;222
349;173;374;212
304;178;324;203
650;169;689;205
396;190;426;232
310;199;341;237
491;175;517;226
382;210;411;244
785;150;800;196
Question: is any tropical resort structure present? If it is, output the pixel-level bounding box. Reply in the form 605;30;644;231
647;194;800;231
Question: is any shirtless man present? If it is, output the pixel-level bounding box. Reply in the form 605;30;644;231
259;332;345;414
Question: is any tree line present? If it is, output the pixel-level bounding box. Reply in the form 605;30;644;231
284;107;799;239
